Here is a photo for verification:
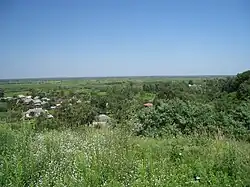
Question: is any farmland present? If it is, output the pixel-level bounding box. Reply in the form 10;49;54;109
1;71;250;186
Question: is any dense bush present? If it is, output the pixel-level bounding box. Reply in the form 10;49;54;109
136;99;217;137
134;70;250;139
0;88;4;98
53;101;98;128
222;70;250;99
136;99;250;140
0;102;7;112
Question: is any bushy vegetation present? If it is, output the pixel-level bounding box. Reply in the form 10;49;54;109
1;70;250;186
137;99;250;140
0;88;4;98
1;123;250;186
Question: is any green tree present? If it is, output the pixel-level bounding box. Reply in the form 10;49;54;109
0;88;4;98
235;70;250;89
237;79;250;100
188;80;194;85
222;70;250;94
54;101;97;128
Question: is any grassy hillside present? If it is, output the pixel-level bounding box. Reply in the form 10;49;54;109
1;123;250;187
1;72;250;186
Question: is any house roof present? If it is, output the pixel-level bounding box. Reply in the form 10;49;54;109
144;103;153;107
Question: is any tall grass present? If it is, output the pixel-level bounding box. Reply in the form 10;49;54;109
1;123;250;186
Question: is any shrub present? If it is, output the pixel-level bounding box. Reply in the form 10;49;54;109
136;99;250;139
53;101;97;128
0;102;7;112
0;88;4;98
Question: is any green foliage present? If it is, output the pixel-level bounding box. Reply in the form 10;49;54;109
235;70;250;90
1;70;250;138
0;102;7;112
0;88;4;98
231;102;250;130
222;70;250;100
137;98;250;140
137;99;218;137
222;77;236;93
1;72;250;186
1;125;250;186
188;80;194;85
237;79;250;100
53;101;98;128
90;93;108;114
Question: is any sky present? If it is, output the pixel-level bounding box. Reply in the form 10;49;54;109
0;0;249;79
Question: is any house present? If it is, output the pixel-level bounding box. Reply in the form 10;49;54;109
4;97;13;101
91;114;111;128
34;96;40;100
41;97;50;101
97;114;110;122
41;101;48;105
23;108;53;119
33;99;42;106
23;98;33;104
24;108;45;118
18;94;25;99
144;103;153;107
26;96;32;99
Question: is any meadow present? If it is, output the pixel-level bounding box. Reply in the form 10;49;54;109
1;72;250;186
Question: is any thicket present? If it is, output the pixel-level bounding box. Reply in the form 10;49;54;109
136;70;250;139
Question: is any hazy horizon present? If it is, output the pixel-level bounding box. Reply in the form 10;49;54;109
0;74;235;81
1;0;249;79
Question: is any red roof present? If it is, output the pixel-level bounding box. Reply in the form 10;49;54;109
144;103;153;107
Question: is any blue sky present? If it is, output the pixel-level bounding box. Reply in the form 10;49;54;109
1;0;249;78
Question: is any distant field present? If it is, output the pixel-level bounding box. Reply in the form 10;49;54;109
0;75;230;97
0;75;231;82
